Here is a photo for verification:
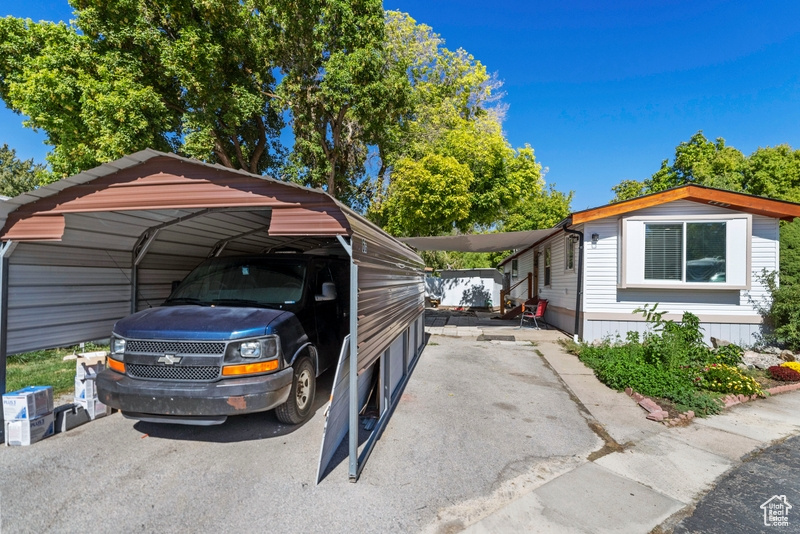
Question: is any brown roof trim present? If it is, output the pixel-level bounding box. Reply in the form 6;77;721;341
571;184;800;224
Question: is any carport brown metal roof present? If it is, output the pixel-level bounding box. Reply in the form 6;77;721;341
0;150;351;241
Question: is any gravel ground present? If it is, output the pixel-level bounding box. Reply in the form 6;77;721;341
0;336;599;534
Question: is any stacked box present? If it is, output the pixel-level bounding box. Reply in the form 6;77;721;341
3;386;54;421
5;412;55;446
74;352;110;420
3;386;55;446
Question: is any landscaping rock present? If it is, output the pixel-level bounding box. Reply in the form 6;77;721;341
779;350;796;362
646;411;665;422
710;336;731;348
638;398;662;413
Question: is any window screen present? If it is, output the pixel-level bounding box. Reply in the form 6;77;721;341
644;224;682;280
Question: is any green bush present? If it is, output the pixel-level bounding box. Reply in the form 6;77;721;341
577;337;723;416
570;305;755;417
752;270;800;352
709;344;744;366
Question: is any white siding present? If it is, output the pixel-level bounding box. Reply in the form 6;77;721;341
584;319;762;347
505;248;535;301
580;200;779;344
536;231;580;333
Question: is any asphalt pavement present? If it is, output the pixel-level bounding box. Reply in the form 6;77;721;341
2;311;799;533
0;332;599;533
671;435;800;534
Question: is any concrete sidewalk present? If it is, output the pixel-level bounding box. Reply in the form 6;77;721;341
425;318;800;533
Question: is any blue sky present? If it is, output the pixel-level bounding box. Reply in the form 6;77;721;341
3;1;800;209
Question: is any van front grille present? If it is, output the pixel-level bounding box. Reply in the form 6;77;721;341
125;340;226;355
126;364;220;381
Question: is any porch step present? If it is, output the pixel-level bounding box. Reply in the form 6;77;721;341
499;304;523;320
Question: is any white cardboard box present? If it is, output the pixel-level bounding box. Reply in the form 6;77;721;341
75;352;107;380
77;398;110;420
3;386;54;421
74;377;97;403
5;412;55;446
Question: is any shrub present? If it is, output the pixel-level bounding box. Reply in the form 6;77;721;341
751;270;800;352
781;361;800;373
634;304;711;369
769;365;800;382
697;363;764;396
710;344;744;366
577;338;723;416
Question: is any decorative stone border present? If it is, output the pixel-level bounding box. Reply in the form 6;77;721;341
766;382;800;395
625;381;800;426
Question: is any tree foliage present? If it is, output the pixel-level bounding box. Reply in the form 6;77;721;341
0;4;572;241
268;0;409;205
0;144;47;197
0;2;285;178
369;12;571;238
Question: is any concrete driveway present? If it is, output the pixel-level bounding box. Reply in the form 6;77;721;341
0;331;599;533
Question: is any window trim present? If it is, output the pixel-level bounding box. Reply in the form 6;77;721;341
564;235;576;272
511;259;518;278
544;247;552;287
619;213;752;290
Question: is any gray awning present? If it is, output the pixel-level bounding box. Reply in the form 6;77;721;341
400;229;558;253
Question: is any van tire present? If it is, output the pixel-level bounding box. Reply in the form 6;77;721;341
275;357;316;425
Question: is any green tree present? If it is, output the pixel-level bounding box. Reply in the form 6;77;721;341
268;1;411;204
0;144;47;197
0;2;285;178
370;12;570;238
611;132;746;202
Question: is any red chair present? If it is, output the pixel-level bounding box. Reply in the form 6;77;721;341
520;299;548;329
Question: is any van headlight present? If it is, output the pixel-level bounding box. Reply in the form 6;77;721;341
240;341;261;358
111;336;126;356
234;336;279;360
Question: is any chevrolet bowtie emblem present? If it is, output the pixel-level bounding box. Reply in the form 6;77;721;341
157;354;182;365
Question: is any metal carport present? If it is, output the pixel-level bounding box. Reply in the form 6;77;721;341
0;149;425;481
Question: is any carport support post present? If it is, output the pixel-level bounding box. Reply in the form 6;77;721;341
336;235;360;481
348;260;359;480
0;241;16;440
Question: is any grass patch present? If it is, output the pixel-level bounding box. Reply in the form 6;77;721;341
6;343;108;397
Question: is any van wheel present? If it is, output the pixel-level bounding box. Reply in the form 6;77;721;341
275;357;316;425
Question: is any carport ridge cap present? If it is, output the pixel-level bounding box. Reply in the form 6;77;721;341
0;149;354;242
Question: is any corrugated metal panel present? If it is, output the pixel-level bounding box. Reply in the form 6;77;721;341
388;333;405;397
315;337;375;483
349;220;424;374
5;243;132;353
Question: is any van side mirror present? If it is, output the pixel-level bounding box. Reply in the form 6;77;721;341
315;282;337;302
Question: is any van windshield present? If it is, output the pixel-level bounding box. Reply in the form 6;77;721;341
164;257;307;307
